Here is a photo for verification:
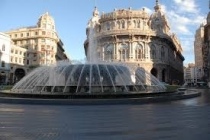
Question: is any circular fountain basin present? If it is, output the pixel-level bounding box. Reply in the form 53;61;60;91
11;61;166;94
0;61;201;105
0;90;201;105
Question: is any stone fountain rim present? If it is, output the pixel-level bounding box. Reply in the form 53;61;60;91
0;90;201;105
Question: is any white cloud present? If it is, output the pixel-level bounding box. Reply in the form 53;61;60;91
142;0;204;64
178;36;196;64
177;26;191;34
180;37;194;52
159;0;204;63
166;11;193;34
172;0;199;13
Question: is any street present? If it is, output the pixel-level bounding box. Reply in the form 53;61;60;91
0;88;209;140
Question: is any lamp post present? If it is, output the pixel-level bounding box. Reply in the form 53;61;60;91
0;50;2;63
0;51;2;84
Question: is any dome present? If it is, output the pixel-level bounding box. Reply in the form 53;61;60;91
37;12;55;30
12;61;166;94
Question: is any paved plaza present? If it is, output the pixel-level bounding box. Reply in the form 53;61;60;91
0;88;209;140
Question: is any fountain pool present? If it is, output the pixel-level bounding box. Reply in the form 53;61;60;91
11;61;166;95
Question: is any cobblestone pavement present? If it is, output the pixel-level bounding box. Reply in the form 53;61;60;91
0;88;210;140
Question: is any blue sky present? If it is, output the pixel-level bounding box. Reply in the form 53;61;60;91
0;0;208;65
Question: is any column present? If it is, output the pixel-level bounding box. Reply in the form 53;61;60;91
113;43;116;60
114;42;119;60
102;47;104;61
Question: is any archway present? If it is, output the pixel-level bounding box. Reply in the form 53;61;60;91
151;68;158;78
14;68;25;82
0;72;6;84
162;69;166;82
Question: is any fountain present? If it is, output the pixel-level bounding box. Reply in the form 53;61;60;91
0;7;201;105
11;61;166;94
10;7;166;95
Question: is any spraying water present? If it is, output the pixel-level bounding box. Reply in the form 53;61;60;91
11;7;166;94
86;6;100;63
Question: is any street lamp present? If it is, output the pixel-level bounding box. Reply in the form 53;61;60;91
0;50;1;66
0;50;2;84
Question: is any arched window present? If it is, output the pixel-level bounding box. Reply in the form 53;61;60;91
2;44;5;51
104;44;113;61
133;20;136;28
135;44;143;60
106;22;111;30
117;21;121;29
161;46;165;61
111;21;115;29
121;20;125;29
150;44;156;59
137;20;140;28
119;43;128;61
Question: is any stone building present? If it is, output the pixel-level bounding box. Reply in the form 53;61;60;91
4;12;69;83
84;0;184;84
0;32;11;84
194;24;205;81
10;44;27;83
184;63;203;86
203;7;210;85
195;24;205;68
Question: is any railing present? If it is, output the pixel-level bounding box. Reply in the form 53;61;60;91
96;29;155;37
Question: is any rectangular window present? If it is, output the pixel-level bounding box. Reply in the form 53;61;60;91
1;61;5;67
42;31;46;35
2;45;5;51
43;23;46;28
35;45;38;50
11;57;13;62
41;45;45;51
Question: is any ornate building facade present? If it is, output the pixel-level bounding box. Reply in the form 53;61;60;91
10;44;27;83
203;8;210;85
195;24;205;68
4;12;69;84
84;1;184;84
0;32;11;84
194;24;205;81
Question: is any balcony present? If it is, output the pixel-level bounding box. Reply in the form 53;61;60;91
96;29;156;38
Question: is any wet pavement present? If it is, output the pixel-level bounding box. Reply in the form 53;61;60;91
0;88;210;140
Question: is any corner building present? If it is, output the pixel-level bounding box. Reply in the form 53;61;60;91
84;1;184;84
194;24;205;81
0;32;11;84
203;8;210;86
4;12;68;83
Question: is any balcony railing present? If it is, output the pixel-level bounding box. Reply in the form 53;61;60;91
96;29;155;37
